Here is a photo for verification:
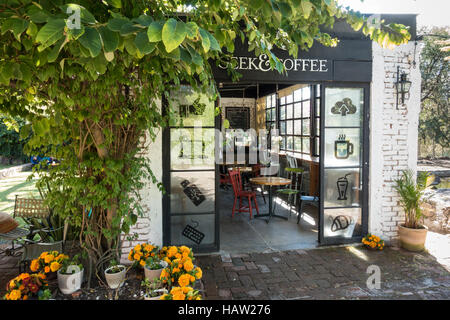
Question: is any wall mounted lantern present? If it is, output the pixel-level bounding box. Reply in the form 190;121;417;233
395;66;412;109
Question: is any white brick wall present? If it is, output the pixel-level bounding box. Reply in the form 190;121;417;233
369;41;422;244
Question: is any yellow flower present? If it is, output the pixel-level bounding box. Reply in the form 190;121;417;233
183;260;194;272
50;261;61;272
39;252;48;259
8;280;16;289
128;252;133;261
178;274;191;287
30;259;40;272
133;253;141;261
44;266;50;273
139;260;146;267
8;289;21;300
168;246;178;257
134;244;141;252
144;244;154;252
44;254;54;264
195;267;202;280
172;292;186;300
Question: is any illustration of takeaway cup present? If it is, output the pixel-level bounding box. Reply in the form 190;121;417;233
181;179;206;206
336;173;351;201
334;134;353;159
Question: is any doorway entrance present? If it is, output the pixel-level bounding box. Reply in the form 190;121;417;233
162;82;369;253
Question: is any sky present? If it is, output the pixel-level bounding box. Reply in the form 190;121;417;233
337;0;450;27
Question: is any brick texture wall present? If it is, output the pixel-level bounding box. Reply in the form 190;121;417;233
369;41;422;244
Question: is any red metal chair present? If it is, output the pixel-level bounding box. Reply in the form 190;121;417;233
229;169;259;219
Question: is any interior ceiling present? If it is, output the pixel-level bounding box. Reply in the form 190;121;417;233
218;82;293;99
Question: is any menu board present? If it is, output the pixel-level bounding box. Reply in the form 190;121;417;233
225;107;250;130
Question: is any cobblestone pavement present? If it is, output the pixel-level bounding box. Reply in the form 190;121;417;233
196;246;450;300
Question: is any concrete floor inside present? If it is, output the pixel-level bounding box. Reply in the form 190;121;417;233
218;186;319;255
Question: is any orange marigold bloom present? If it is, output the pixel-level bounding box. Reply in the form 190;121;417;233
183;260;194;272
133;253;141;261
139;260;146;267
178;274;191;287
50;261;61;272
44;254;54;264
44;266;50;273
195;267;202;279
172;292;186;300
8;289;21;300
30;259;39;272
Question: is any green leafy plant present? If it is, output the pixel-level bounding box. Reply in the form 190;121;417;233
141;277;166;298
59;254;84;274
394;170;435;229
145;255;164;270
106;259;126;274
0;1;411;286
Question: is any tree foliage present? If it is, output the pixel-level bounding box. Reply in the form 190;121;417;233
0;0;411;283
419;27;449;158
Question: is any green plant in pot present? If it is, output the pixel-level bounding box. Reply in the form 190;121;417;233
104;260;127;289
141;278;167;300
394;169;434;251
144;255;168;281
57;254;84;295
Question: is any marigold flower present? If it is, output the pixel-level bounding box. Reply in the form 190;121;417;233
172;292;186;300
133;253;141;260
139;260;146;267
195;267;202;279
8;289;21;300
183;260;194;272
30;259;39;272
50;261;61;272
44;266;50;273
44;254;54;264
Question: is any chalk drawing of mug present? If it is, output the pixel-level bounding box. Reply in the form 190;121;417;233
334;134;354;159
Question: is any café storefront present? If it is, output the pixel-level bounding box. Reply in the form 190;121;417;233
121;14;420;257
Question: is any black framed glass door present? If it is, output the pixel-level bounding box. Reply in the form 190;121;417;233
319;84;369;245
162;87;219;252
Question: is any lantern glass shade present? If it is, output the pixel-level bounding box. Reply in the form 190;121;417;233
396;73;412;94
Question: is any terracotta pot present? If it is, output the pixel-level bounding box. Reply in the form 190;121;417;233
144;261;168;281
104;265;127;289
398;224;428;252
57;266;83;294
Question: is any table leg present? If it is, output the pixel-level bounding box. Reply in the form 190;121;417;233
254;185;288;223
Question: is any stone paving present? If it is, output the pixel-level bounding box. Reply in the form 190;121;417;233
196;245;450;300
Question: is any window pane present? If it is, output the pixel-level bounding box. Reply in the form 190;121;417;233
302;86;311;100
171;214;215;246
170;171;215;214
315;117;320;136
294;103;302;118
315;98;321;116
294;89;302;102
286;104;293;119
294;120;301;135
302;119;310;136
323;168;362;208
266;109;271;122
280;106;285;120
302;137;310;154
281;136;286;150
294;136;302;152
280;121;286;135
271;108;276;121
325;87;363;127
302;100;310;118
315;84;321;97
280;96;285;105
266;96;272;108
287;120;293;135
315;137;320;156
286;136;293;150
271;94;276;107
286;94;293;104
324;128;361;167
323;208;362;239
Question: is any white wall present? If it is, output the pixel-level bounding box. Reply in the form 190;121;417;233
369;41;422;244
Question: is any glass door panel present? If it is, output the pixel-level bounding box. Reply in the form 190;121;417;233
320;86;368;244
164;88;218;251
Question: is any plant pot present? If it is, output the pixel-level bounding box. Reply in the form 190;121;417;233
57;266;83;295
143;289;167;300
144;261;168;281
398;224;428;252
104;265;127;289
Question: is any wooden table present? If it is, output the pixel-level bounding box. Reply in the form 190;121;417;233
228;166;253;173
249;177;292;223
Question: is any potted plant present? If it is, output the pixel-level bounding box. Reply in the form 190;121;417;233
141;278;167;300
362;234;385;251
4;273;52;300
144;255;168;281
57;254;84;294
30;251;69;280
128;243;159;268
104;260;127;289
394;169;434;252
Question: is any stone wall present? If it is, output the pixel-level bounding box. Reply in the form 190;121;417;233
369;41;422;244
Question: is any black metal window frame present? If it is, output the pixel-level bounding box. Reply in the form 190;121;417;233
318;82;370;246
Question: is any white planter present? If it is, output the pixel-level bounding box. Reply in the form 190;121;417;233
57;266;83;295
104;265;127;289
144;261;168;281
144;288;167;300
